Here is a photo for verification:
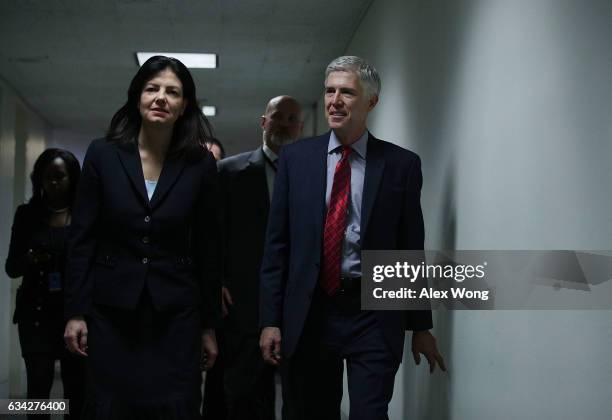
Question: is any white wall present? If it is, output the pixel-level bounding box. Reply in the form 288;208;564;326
339;0;612;418
47;128;102;164
0;78;49;398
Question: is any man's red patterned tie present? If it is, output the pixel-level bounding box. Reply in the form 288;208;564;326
321;146;352;296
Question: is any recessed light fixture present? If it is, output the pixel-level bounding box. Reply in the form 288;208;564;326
202;106;217;117
136;52;217;68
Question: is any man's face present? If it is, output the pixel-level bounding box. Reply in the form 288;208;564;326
324;71;377;139
261;98;303;148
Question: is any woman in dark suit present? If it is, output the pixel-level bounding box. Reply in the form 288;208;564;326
63;56;221;419
5;148;85;420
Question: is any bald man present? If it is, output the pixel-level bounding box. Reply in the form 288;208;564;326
217;96;303;420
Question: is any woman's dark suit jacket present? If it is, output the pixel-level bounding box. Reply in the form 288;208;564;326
65;138;221;328
6;203;69;354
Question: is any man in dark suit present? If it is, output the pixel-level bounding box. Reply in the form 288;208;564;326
259;56;446;420
218;96;303;420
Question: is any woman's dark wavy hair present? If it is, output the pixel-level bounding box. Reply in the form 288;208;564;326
106;55;214;158
29;148;81;210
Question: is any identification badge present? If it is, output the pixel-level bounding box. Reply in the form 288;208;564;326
48;272;62;292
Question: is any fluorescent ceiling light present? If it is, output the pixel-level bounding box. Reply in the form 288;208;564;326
202;106;216;117
136;52;217;68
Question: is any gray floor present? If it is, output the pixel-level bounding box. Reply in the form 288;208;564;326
49;360;63;420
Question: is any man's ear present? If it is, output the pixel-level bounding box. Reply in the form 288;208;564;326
368;94;379;111
260;115;267;129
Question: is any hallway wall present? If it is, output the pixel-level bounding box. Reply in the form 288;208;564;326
0;78;49;398
337;0;612;418
47;128;100;164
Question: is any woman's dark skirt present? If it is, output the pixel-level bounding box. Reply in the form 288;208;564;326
82;289;202;420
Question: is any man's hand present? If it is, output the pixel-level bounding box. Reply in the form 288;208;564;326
64;316;88;357
260;327;282;366
412;330;446;373
201;329;219;371
221;286;234;318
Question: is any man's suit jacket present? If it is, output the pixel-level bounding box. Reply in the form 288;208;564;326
218;147;270;333
65;138;221;328
260;132;432;361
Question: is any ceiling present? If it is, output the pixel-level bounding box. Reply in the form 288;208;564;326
0;0;373;154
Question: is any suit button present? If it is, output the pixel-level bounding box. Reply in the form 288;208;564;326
142;236;150;244
142;257;149;264
144;216;151;223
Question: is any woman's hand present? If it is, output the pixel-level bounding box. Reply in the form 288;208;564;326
200;329;218;371
64;316;89;357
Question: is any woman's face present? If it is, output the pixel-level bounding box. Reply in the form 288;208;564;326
138;68;187;127
42;157;70;200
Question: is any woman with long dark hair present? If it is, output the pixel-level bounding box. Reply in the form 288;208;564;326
5;148;85;420
63;56;221;419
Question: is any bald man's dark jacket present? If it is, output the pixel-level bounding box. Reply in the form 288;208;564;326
218;147;270;333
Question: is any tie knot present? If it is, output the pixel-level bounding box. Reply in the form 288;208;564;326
341;146;352;159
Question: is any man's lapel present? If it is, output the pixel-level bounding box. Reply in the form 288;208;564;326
313;133;331;239
116;143;150;208
246;147;270;214
361;134;385;236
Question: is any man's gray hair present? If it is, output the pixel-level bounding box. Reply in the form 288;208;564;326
325;56;381;97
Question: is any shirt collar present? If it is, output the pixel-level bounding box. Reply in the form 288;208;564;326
262;143;278;162
328;129;368;159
